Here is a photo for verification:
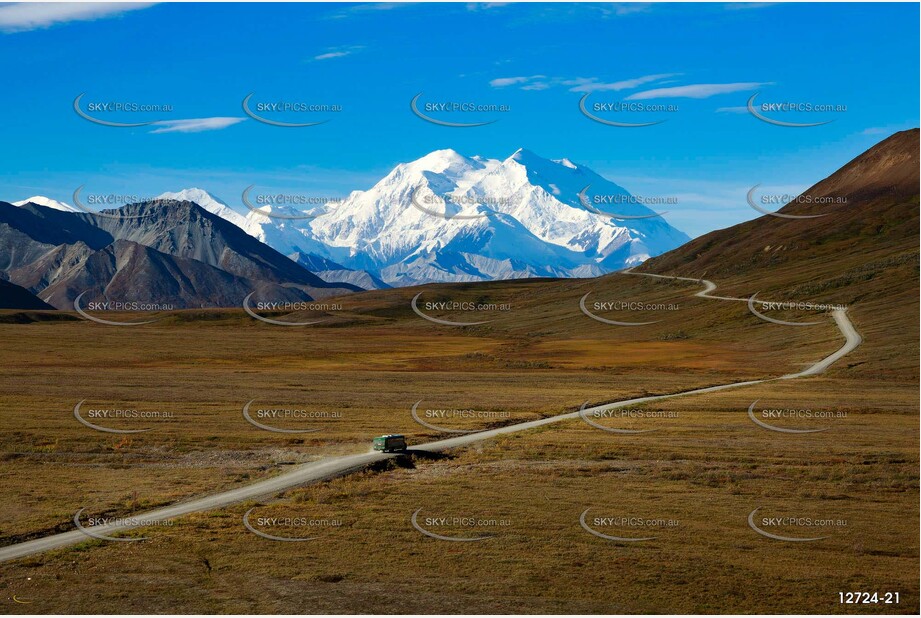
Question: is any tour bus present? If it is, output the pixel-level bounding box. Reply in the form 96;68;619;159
372;434;407;452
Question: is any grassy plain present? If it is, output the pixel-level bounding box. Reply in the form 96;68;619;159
0;271;917;613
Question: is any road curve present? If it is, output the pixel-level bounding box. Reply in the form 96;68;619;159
0;273;861;564
624;270;863;377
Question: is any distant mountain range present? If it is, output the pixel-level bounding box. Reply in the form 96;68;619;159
232;148;690;288
6;134;913;313
6;149;691;295
0;199;358;310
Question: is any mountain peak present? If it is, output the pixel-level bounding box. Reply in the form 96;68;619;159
555;158;578;169
157;188;246;228
509;149;583;172
424;147;464;159
12;195;78;213
509;147;541;162
406;148;481;174
158;187;229;206
300;146;688;286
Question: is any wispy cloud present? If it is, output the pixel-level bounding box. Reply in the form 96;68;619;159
626;82;768;100
723;3;778;10
715;106;751;114
0;2;156;33
312;45;365;61
466;2;511;10
600;3;654;16
315;51;350;61
489;75;545;87
149;117;246;134
325;3;408;19
507;2;655;24
489;73;676;93
564;73;680;93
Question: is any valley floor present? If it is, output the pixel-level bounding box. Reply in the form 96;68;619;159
0;273;917;613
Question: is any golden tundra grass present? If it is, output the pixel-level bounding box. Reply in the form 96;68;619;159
0;273;916;613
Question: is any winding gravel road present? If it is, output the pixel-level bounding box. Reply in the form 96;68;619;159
0;273;861;563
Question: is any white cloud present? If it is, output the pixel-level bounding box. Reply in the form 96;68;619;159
490;73;675;93
489;75;544;87
315;51;349;60
313;45;364;61
0;2;156;33
601;3;653;16
626;82;767;100
325;3;408;19
724;3;778;10
715;106;751;114
466;2;511;10
149;117;246;134
565;73;679;93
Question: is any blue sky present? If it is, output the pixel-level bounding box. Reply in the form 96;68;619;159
0;1;917;237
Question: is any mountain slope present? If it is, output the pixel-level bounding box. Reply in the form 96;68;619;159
289;252;390;290
0;201;112;256
636;129;919;288
0;200;359;309
0;279;55;310
39;239;313;310
635;128;919;379
77;200;359;299
297;148;689;286
157;188;248;229
12;196;79;213
169;149;690;287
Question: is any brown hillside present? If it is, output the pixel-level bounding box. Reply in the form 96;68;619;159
636;129;919;287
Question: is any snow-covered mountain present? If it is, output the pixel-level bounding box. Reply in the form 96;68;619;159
13;196;79;212
156;188;248;229
154;149;691;287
